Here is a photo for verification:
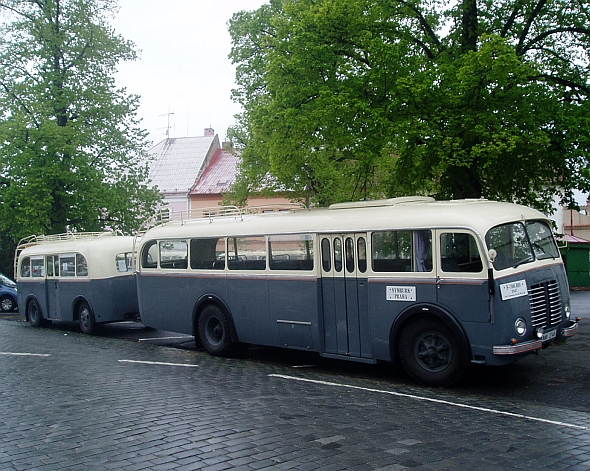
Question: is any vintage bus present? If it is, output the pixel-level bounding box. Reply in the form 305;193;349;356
16;232;139;334
135;197;579;386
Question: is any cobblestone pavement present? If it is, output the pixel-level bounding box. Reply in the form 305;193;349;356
1;305;590;471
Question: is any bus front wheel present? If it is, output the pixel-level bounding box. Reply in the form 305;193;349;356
27;300;43;327
198;305;235;357
399;317;466;387
78;302;96;335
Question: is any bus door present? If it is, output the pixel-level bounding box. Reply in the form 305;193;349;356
45;255;61;320
320;234;372;359
435;230;491;323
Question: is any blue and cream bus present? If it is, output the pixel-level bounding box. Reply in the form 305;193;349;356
135;197;579;386
16;232;139;334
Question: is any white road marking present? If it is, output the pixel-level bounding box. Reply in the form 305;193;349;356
269;374;590;431
0;352;50;357
118;359;199;368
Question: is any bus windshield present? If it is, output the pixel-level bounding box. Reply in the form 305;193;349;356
485;220;560;270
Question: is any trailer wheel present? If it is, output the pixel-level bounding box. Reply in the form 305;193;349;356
27;299;43;327
399;317;466;387
78;302;96;335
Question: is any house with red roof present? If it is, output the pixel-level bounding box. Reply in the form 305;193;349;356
147;128;292;217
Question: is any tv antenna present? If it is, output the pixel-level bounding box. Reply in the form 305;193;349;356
159;107;175;136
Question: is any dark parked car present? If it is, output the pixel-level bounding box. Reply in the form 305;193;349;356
0;273;18;312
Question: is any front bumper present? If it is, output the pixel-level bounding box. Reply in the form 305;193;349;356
492;320;579;355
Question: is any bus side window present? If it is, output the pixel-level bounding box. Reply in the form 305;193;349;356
190;238;225;270
357;237;367;273
333;238;343;272
321;238;331;272
20;257;31;277
372;231;432;272
372;231;412;272
76;254;88;276
159;240;188;269
268;234;313;271
440;232;483;273
46;255;54;277
142;240;158;269
31;257;45;277
60;255;76;277
116;252;133;272
228;236;266;270
345;237;355;273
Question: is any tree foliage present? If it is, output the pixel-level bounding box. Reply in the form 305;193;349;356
228;0;590;211
0;0;160;259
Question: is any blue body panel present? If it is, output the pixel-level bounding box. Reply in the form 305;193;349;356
137;264;571;368
19;276;138;323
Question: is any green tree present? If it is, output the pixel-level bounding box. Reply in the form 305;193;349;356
228;0;590;211
0;0;160;263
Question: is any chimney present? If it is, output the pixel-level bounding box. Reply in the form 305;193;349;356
204;127;215;137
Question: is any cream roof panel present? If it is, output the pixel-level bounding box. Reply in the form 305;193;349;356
141;199;549;241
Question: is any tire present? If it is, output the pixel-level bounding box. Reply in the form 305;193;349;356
27;299;43;327
78;302;96;335
198;305;235;357
399;317;467;387
0;295;15;312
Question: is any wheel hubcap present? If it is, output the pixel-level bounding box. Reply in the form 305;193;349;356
206;318;223;345
80;309;90;329
415;331;452;372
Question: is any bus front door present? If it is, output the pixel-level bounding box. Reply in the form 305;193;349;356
435;230;490;324
320;234;372;359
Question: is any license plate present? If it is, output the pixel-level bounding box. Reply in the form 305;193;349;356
542;329;557;342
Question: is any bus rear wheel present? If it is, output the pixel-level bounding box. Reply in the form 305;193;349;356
198;305;235;357
27;299;42;327
78;302;96;335
399;317;466;387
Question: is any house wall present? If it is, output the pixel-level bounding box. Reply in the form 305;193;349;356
188;193;296;213
563;206;590;241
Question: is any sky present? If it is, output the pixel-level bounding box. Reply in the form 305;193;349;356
111;0;266;146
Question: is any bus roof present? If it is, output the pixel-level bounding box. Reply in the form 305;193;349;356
17;232;135;258
140;198;549;241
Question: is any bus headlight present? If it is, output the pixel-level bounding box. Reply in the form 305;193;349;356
565;304;571;319
515;318;527;336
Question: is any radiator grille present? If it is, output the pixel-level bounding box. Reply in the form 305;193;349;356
529;280;562;329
